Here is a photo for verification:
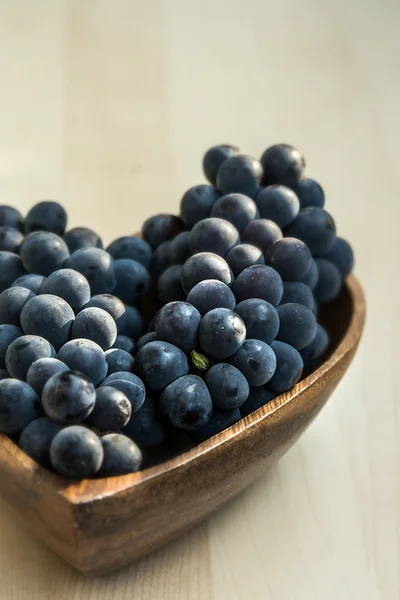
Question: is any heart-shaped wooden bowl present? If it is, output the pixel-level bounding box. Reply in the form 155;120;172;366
0;274;365;576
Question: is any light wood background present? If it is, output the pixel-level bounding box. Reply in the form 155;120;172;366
0;1;398;598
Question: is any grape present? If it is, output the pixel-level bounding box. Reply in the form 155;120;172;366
155;301;201;352
122;396;166;449
0;252;26;292
293;178;325;208
216;154;262;197
100;372;146;413
189;217;239;257
160;375;212;431
276;303;317;350
211;193;259;232
65;247;116;295
205;363;249;410
40;268;91;313
20;232;69;276
191;408;241;443
99;434;142;476
280;282;314;309
233;265;283;306
300;324;329;368
285;207;336;256
19;417;63;466
6;335;56;380
105;348;134;374
0;324;23;368
112;335;136;354
20;294;75;351
0;206;24;231
235;298;280;344
25;201;67;236
0;379;41;434
117;305;145;339
181;252;234;294
87;386;131;431
169;231;191;265
136;331;158;351
63;227;103;253
134;341;189;391
186;280;236;316
230;339;276;386
268;341;303;392
0;287;35;326
225;243;265;277
0;226;24;253
202;144;239;185
260;144;305;188
149;240;172;278
72;307;117;350
42;371;96;425
265;237;312;281
255;185;300;227
27;357;69;395
323;237;354;277
11;274;45;294
314;258;342;303
50;426;103;479
242;218;282;252
240;387;276;418
142;214;185;249
300;258;319;290
158;265;186;304
199;308;246;360
113;258;151;305
106;235;151;268
85;293;125;328
180;185;220;228
58;339;107;385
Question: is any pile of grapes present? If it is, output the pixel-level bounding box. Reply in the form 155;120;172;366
0;143;354;480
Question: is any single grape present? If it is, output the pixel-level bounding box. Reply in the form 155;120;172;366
180;185;220;228
268;341;303;392
205;363;249;410
181;252;234;294
255;185;300;227
211;193;258;232
6;335;56;380
19;417;63;466
233;264;283;306
216;154;262;197
314;258;342;303
186;279;236;316
105;348;134;374
235;298;280;344
11;274;45;294
42;371;96;425
40;268;91;313
50;426;103;479
113;258;151;305
20;294;75;350
100;372;146;413
99;433;142;477
168;231;191;265
158;264;186;305
293;178;325;208
63;226;103;253
242;218;282;252
260;143;305;188
0;379;41;434
264;237;312;281
191;408;241;443
27;357;69;395
225;243;265;277
134;341;189;392
149;240;172;279
142;214;185;249
136;331;157;351
24;201;67;236
0;206;24;231
280;281;314;309
20;232;69;276
57;339;107;385
160;375;212;431
230;339;276;386
276;303;317;350
0;252;26;292
0;226;24;253
106;236;151;268
300;258;319;290
117;304;145;340
0;324;23;368
199;308;246;360
65;247;116;294
87;386;131;431
189;217;239;258
240;387;276;418
323;237;354;277
122;396;166;449
285;207;336;256
155;302;201;353
0;287;35;326
300;324;330;368
202;144;239;185
72;307;117;350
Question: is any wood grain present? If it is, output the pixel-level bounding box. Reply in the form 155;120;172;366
0;0;398;597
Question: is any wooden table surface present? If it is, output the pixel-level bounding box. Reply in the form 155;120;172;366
0;1;398;598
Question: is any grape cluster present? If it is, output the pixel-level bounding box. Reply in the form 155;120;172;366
0;142;354;480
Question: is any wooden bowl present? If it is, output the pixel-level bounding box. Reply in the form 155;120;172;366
0;274;365;576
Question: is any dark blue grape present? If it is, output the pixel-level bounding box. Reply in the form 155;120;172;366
0;379;41;434
242;218;282;252
189;217;239;258
50;426;103;479
24;201;67;236
155;301;201;353
122;396;166;449
186;279;236;316
105;348;134;374
300;324;329;368
260;144;305;188
142;214;185;249
149;240;172;278
112;259;151;305
265;237;312;281
134;341;189;392
323;237;354;277
268;341;303;392
181;252;234;294
300;258;319;291
85;293;125;330
99;433;142;476
285;207;336;256
202;144;239;185
0;206;24;231
216;154;262;197
20;232;69;276
235;298;280;344
11;274;45;294
229;339;276;386
100;372;146;413
20;294;75;350
136;331;157;351
293;178;325;208
19;417;63;466
106;235;151;268
280;281;314;309
6;335;56;380
211;193;258;232
180;185;220;228
117;304;145;339
169;231;191;265
0;287;35;326
240;387;276;418
233;264;283;306
87;386;131;430
314;258;342;303
27;357;69;395
57;339;107;385
225;243;265;277
112;335;136;354
255;185;300;228
199;308;246;360
63;227;103;253
158;264;186;305
0;226;24;253
72;307;117;350
42;371;96;425
40;268;90;313
160;375;212;431
205;363;249;410
0;252;26;292
276;303;317;350
0;324;23;368
191;408;241;443
65;247;116;294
